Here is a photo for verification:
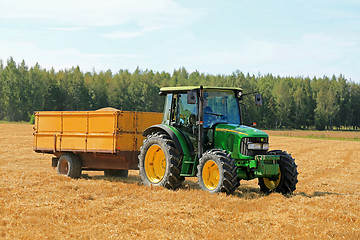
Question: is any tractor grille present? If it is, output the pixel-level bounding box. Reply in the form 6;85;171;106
240;137;269;157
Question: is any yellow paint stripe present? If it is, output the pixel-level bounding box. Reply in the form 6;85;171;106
216;128;249;136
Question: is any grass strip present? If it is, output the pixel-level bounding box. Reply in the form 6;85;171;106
269;134;360;142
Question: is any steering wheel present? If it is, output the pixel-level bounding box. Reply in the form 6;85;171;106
204;112;219;127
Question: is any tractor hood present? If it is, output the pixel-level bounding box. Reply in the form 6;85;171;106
213;124;269;159
215;124;268;138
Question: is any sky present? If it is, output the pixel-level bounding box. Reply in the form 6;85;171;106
0;0;359;83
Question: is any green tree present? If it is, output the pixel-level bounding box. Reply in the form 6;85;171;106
257;74;277;128
58;66;90;110
272;78;294;128
28;63;47;112
293;78;315;129
0;59;4;119
44;68;64;110
349;82;360;130
1;58;30;121
86;70;110;110
335;75;350;128
107;69;131;110
171;67;189;86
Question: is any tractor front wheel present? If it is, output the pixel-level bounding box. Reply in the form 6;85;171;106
138;132;184;190
197;149;238;194
258;150;298;195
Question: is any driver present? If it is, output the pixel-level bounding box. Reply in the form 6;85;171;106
203;96;213;128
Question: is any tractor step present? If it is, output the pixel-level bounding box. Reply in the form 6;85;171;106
180;157;197;176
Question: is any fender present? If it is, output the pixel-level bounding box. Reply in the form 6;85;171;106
143;124;193;159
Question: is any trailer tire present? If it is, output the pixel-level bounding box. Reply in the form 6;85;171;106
104;170;129;178
197;149;238;194
57;153;82;178
258;150;298;195
139;132;184;190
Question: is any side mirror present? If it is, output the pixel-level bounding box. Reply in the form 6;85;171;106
255;93;262;106
187;90;197;104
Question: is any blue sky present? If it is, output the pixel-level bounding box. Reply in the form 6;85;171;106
0;0;359;83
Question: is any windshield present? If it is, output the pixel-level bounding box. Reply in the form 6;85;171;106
204;90;240;128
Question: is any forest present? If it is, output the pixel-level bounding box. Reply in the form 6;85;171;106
0;57;359;130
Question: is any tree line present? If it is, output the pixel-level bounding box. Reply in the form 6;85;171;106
0;57;359;130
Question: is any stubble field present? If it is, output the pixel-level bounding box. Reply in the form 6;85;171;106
0;124;359;239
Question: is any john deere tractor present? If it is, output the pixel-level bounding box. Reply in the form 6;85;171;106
138;86;298;194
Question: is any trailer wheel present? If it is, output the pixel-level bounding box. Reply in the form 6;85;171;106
197;149;238;194
104;170;129;178
138;132;184;190
258;150;298;195
57;153;82;178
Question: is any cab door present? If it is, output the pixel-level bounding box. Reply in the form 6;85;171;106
173;93;198;151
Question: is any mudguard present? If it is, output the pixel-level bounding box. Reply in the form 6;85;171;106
143;124;193;159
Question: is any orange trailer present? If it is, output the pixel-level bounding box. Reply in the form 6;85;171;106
33;108;162;177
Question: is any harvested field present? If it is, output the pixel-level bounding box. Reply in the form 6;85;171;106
265;129;360;140
0;124;359;239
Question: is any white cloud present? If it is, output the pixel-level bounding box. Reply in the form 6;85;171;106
86;53;143;59
48;27;87;32
0;40;144;71
0;0;192;27
102;25;165;39
103;31;143;39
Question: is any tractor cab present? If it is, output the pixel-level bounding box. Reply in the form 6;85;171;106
160;86;258;153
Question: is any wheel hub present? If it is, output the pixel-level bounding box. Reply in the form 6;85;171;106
202;160;220;190
263;171;281;190
144;144;166;183
59;160;69;175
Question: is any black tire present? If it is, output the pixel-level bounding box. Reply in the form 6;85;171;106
57;153;82;178
258;150;298;195
138;132;185;190
104;170;129;178
197;149;238;194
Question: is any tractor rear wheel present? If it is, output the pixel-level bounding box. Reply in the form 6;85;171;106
258;150;298;195
57;153;82;178
197;149;238;194
138;132;184;190
104;170;129;178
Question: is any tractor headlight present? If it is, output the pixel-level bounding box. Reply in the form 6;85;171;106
247;143;262;150
248;142;269;150
262;143;269;150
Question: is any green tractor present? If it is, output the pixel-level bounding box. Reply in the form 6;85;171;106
138;86;298;195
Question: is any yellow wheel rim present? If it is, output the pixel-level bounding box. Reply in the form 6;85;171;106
263;170;281;190
145;144;166;183
202;160;220;190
